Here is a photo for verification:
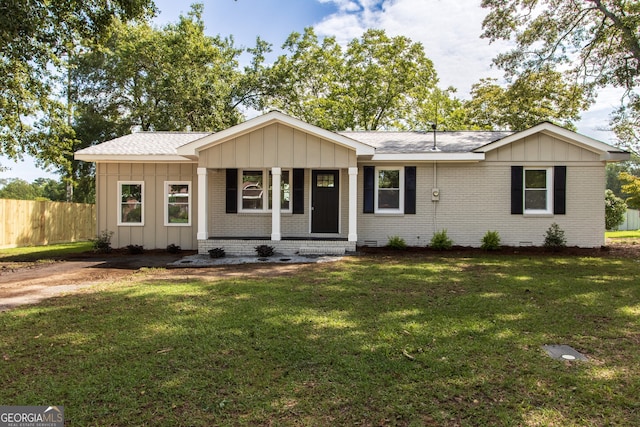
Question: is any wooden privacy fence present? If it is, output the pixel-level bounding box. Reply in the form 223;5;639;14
0;199;96;248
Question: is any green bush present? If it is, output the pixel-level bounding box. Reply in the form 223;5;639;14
208;248;226;258
386;235;407;250
91;230;113;253
430;230;453;250
481;230;501;250
126;244;144;254
166;244;181;254
605;189;627;230
543;223;567;250
255;245;275;257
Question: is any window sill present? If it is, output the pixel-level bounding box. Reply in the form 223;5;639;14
237;211;293;216
523;213;554;218
117;223;145;227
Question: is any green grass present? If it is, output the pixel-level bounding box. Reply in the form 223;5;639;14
1;254;640;426
0;241;93;262
606;229;640;239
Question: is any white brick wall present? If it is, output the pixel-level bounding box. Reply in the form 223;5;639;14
357;162;605;248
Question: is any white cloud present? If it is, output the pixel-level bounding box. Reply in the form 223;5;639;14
313;0;618;139
315;0;512;96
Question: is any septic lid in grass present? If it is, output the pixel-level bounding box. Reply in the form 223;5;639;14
542;345;588;361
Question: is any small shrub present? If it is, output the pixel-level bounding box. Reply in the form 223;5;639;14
386;235;407;250
91;230;113;253
481;230;501;250
209;248;226;258
544;223;567;250
255;245;275;257
430;230;453;250
126;244;144;254
166;243;181;254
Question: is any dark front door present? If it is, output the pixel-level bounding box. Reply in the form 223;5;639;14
312;170;340;233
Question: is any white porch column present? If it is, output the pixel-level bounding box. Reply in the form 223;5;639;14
271;167;282;241
197;167;209;240
348;167;358;242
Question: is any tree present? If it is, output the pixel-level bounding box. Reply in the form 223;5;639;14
0;179;41;200
480;0;640;151
0;0;156;166
606;155;640;197
605;189;627;230
264;28;454;131
68;4;264;203
72;5;247;135
465;68;590;131
620;172;640;209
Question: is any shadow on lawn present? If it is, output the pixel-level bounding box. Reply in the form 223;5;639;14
1;255;640;425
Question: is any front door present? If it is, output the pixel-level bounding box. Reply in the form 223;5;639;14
312;170;340;233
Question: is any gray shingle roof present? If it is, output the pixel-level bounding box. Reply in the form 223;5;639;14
75;130;514;157
75;132;211;156
339;131;514;153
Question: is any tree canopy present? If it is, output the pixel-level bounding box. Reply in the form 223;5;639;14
0;0;156;164
481;0;640;152
465;68;589;131
264;28;454;131
0;178;67;201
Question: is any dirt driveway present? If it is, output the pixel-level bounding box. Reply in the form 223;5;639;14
0;253;185;311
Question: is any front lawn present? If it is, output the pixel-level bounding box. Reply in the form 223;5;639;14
1;254;639;425
0;241;93;262
605;230;640;245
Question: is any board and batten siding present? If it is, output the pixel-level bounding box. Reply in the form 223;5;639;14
357;134;606;248
96;162;198;249
198;123;357;169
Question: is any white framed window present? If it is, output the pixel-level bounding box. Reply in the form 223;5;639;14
118;181;144;226
165;181;191;226
375;167;404;213
240;169;291;212
524;168;553;214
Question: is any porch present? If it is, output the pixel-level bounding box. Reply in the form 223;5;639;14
198;237;356;256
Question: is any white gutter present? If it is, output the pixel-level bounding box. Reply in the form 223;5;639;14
369;152;485;162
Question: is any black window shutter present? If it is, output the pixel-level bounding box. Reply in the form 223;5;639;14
292;168;304;214
404;166;416;214
511;166;523;214
226;168;237;213
363;166;375;213
554;166;566;215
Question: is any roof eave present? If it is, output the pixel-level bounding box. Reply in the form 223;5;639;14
369;153;485;162
601;151;631;162
74;154;196;162
474;122;624;155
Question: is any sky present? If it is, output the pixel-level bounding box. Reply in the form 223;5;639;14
0;0;625;183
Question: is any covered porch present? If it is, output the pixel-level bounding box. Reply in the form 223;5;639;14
195;166;359;256
174;112;375;256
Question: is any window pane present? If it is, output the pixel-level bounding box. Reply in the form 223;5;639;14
316;174;334;188
525;189;547;210
525;170;546;189
269;170;290;210
167;184;189;224
378;170;400;189
120;184;142;223
242;171;263;209
378;188;400;209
